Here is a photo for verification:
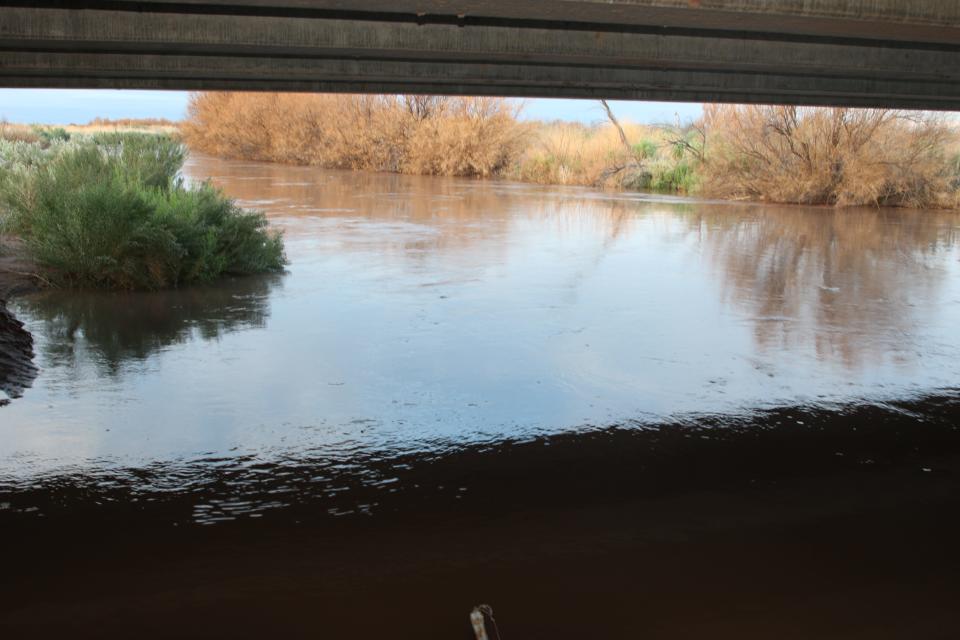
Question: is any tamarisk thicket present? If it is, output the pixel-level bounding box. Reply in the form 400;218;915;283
182;93;960;208
699;105;960;208
182;93;526;178
182;92;697;191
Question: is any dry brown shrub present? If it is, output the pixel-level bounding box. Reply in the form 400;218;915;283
402;98;529;177
0;122;39;144
700;105;958;207
182;92;526;178
513;120;663;187
183;93;704;190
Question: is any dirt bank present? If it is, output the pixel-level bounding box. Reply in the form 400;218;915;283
0;235;39;404
0;235;40;299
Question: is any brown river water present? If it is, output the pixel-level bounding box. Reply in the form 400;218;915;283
2;156;960;638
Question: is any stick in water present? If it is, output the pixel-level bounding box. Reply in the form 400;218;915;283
470;606;489;640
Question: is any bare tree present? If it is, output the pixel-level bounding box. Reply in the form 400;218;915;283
596;100;648;186
402;95;448;121
600;99;631;153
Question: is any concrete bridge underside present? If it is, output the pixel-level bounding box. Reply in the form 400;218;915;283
1;1;959;109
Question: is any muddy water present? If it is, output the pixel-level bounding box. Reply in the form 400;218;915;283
3;157;960;638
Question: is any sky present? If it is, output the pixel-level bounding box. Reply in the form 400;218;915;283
0;89;703;125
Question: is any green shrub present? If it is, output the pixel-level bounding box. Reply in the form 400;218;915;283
0;134;285;289
146;184;286;284
651;160;699;193
92;132;186;189
633;139;657;160
32;126;71;145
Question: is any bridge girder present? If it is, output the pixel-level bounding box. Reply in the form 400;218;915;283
1;2;959;108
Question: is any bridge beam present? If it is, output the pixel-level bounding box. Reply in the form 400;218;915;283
1;2;958;108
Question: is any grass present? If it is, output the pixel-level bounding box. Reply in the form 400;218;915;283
64;117;181;137
0;133;285;290
510;120;703;193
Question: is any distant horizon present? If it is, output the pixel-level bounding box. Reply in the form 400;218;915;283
0;89;704;126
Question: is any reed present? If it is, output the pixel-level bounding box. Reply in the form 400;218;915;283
510;120;698;191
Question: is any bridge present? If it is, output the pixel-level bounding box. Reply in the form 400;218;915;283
0;1;959;109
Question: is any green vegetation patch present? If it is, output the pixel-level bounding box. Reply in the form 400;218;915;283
0;133;285;290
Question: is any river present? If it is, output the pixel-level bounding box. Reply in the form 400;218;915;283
2;156;960;638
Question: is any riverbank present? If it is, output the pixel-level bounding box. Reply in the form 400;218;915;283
0;236;39;406
0;235;41;299
182;93;960;208
181;93;698;191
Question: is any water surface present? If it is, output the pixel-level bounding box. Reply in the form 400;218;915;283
3;157;960;480
3;157;960;639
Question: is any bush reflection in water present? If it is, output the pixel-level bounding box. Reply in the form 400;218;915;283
17;273;282;376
